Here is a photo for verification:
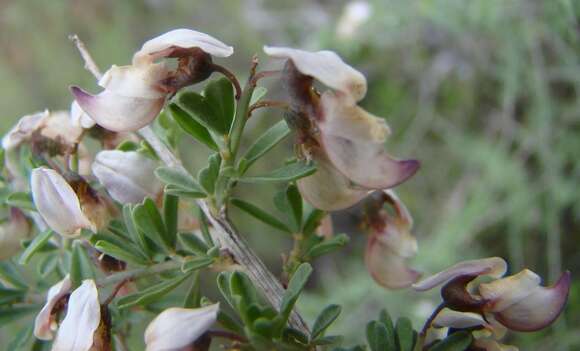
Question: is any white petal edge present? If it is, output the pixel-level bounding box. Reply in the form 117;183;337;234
51;280;100;351
144;304;219;351
2;111;48;150
412;257;507;292
98;63;169;99
70;101;96;129
134;29;234;65
264;46;367;101
34;275;72;340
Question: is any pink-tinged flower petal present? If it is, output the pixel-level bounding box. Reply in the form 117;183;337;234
98;63;169;99
319;92;419;189
412;257;507;292
144;304;219;351
263;46;367;101
2;111;48;150
0;208;31;260
296;147;368;211
92;150;162;204
52;280;101;351
34;275;72;340
134;29;234;65
70;101;96;129
479;269;541;312
71;86;165;132
31;167;94;237
433;308;487;329
365;234;421;289
483;271;571;332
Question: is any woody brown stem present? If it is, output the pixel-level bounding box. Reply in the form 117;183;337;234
248;100;290;117
212;64;242;99
69;34;103;80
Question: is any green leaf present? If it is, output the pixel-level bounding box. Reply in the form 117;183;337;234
279;263;312;325
204;77;235;132
379;309;395;339
155;166;206;198
395;317;416;351
0;287;26;305
6;192;34;211
230;198;291;233
132;198;173;253
198;153;221;194
176;91;228;134
284;184;303;231
116;140;140;152
217;272;235;309
305;234;350;259
240;120;290;173
70;242;84;288
182;272;201;308
94;240;149;266
7;324;33;350
0;305;38;326
178;233;210;255
250;86;268;105
302;209;326;236
366;320;395;351
18;230;53;265
197;208;214;246
429;331;473;351
230;271;258;307
117;273;189;309
169;103;218;150
238;161;316;183
0;262;27;289
163;194;179;245
312;304;342;340
312;335;343;346
123;205;152;259
181;256;214;273
218;310;244;335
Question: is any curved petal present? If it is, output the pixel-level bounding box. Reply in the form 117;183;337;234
489;271;571;332
412;257;507;292
433;308;487;329
296;147;368;211
98;63;169;99
479;269;541;312
92;150;162;204
365;234;420;289
319;92;419;189
264;46;367;101
34;275;72;340
134;29;234;65
70;101;96;129
144;304;219;351
52;280;101;351
31;167;94;237
71;87;165;132
2;111;48;150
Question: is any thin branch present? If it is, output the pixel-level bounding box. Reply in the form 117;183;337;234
250;69;281;86
69;34;103;80
248;100;289;117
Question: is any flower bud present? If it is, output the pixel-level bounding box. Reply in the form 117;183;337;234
72;29;233;132
34;275;72;340
31;168;108;237
52;280;101;351
0;208;31;260
144;304;219;351
364;190;420;289
92;150;162;204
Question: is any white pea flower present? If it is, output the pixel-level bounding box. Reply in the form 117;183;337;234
2;110;48;150
0;208;31;260
72;29;233;132
51;280;101;351
34;275;72;340
31;167;108;237
92;150;162;204
264;47;419;210
364;190;420;289
70;101;96;129
144;304;219;351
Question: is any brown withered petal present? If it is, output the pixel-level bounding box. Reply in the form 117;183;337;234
412;257;507;292
441;275;488;313
318;92;419;189
484;271;571;332
296;146;368;211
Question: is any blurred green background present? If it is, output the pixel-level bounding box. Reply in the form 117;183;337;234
1;0;579;349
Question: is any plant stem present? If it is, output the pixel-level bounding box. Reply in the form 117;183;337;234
98;260;180;287
416;302;446;350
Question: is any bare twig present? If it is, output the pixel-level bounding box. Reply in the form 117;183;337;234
69;34;103;80
212;64;242;99
248;100;289;117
